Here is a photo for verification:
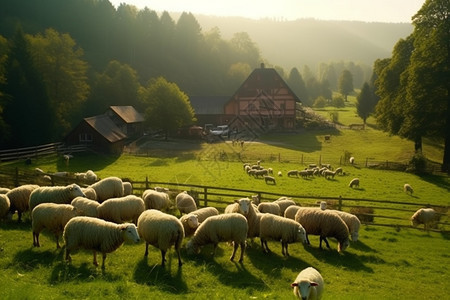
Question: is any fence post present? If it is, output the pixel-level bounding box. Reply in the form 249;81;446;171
204;187;208;206
365;158;368;167
301;154;303;165
338;195;342;211
145;176;149;189
278;153;281;162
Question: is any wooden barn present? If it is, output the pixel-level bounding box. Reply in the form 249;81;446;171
105;106;144;138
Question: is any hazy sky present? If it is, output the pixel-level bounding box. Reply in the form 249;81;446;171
109;0;426;23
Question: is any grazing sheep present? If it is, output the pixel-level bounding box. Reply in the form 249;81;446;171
349;157;355;164
291;267;324;300
97;195;145;224
334;167;343;175
180;207;219;237
186;213;248;262
64;216;140;268
137;209;184;267
176;191;197;215
29;184;86;211
259;214;306;256
331;210;361;242
81;187;97;200
274;197;296;216
411;208;439;230
0;194;10;220
349;178;360;188
295;208;350;252
264;175;276;185
71;197;100;218
123;182;133;196
6;184;40;222
31;203;79;248
278;171;282;177
88;176;124;203
284;205;302;220
257;202;281;215
75;170;97;183
299;170;309;178
323;170;337;179
404;183;413;195
225;197;261;239
287;170;299;177
253;169;269;178
142;189;171;211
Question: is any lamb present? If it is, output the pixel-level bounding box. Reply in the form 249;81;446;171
404;183;413;195
71;197;100;218
63;216;140;268
123;182;133;196
186;213;248;262
81;187;97;200
137;209;184;267
0;194;10;220
176;191;197;215
349;178;360;188
29;184;86;211
6;184;40;222
264;175;276;185
225;197;261;239
142;189;171;211
31;203;79;248
295;208;350;252
88;176;124;203
291;267;324;300
180;207;219;237
97;195;145;224
259;214;306;256
274;197;296;216
330;210;361;242
411;208;439;230
257;202;281;216
284;205;302;220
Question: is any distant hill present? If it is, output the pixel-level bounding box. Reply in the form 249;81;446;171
195;16;413;70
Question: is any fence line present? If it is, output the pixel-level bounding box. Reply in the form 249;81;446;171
0;143;88;162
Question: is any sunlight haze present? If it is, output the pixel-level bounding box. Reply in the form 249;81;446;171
109;0;426;23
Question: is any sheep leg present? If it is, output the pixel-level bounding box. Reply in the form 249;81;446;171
92;251;98;266
101;253;107;269
282;242;289;256
305;234;310;245
176;248;183;267
33;232;40;247
144;242;149;257
230;241;239;261
65;249;71;263
212;243;218;257
160;250;166;266
55;235;60;249
238;241;245;263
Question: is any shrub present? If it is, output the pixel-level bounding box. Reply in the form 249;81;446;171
329;111;339;123
313;96;327;108
407;153;428;174
331;96;345;108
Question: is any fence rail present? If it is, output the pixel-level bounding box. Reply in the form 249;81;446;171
1;168;448;232
0;143;88;162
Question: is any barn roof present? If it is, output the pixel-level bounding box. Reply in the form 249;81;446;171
84;115;127;143
108;106;144;123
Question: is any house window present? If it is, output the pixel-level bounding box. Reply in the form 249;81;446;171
79;133;92;142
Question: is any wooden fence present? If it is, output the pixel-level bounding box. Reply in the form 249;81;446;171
0;143;87;162
0;167;448;232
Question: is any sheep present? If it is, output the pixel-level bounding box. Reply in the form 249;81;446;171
254;169;269;178
6;184;40;222
176;191;197;215
334;167;343;175
74;170;97;183
323;170;337;179
264;175;276;185
88;176;124;203
287;170;299;177
154;186;169;193
299;170;309;178
291;267;324;300
274;197;296;216
267;167;273;175
257;202;281;215
349;156;355;164
137;209;184;267
225;197;261;239
295;208;350;252
180;207;219;237
0;187;11;194
97;195;145;224
259;214;306;256
0;194;10;220
349;178;360;188
123;181;133;196
71;197;100;218
411;208;439;231
284;205;302;220
330;210;361;242
186;213;248;262
31;203;78;248
404;183;413;195
29;184;86;212
142;189;171;211
63;216;140;268
81;187;97;200
277;171;282;177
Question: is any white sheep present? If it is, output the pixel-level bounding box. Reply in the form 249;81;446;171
295;208;350;252
31;203;78;248
225;197;261;239
259;214;306;256
0;187;11;194
154;186;169;192
176;191;197;215
291;267;324;300
29;184;86;212
180;207;219;237
349;178;360;188
97;195;145;224
335;167;343;175
287;170;299;177
274;197;296;216
349;156;355;164
88;176;124;203
6;184;40;222
278;171;282;177
411;208;439;230
186;213;248;262
81;187;97;200
137;209;184;267
323;169;337;179
71;197;100;218
63;216;140;268
74;170;97;183
331;210;361;242
0;194;10;220
257;202;281;215
142;189;171;211
123;182;133;196
264;175;276;184
284;205;302;220
404;183;413;195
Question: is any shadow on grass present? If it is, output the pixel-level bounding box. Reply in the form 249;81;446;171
419;173;450;192
12;247;64;271
49;261;122;284
348;240;377;253
0;219;31;231
58;152;121;173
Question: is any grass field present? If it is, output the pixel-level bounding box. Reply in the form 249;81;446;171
0;102;449;299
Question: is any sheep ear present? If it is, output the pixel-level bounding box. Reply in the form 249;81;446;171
291;282;298;287
310;282;318;286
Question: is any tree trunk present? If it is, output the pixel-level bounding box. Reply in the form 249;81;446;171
442;96;450;173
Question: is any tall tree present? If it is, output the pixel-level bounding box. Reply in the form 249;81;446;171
287;67;308;103
229;32;260;67
140;77;196;140
338;69;353;101
356;82;374;125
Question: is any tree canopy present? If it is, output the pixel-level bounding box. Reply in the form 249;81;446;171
338;69;354;101
356;82;374;125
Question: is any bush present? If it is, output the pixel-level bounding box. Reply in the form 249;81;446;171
331;96;345;108
313;96;327;108
407;153;428;174
350;206;374;223
329;111;339;123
